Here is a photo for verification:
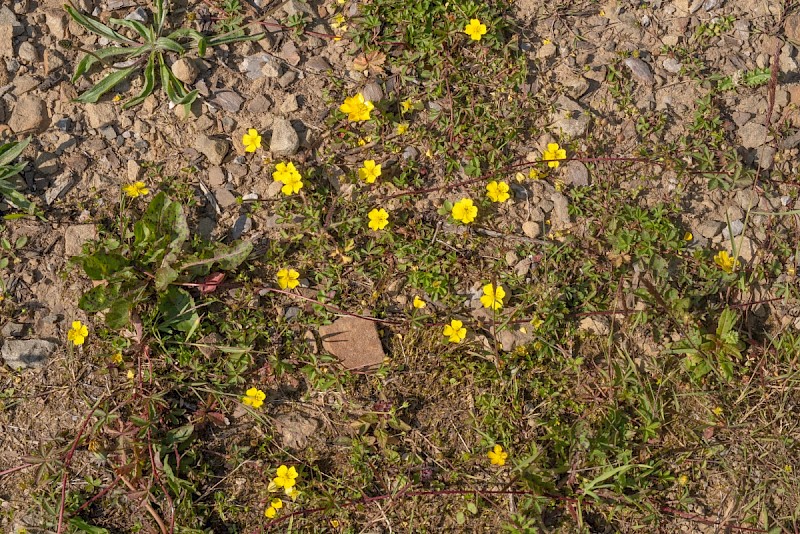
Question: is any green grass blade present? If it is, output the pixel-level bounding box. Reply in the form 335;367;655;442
64;5;137;45
71;46;141;81
154;37;185;54
0;137;30;167
154;0;167;35
123;53;156;109
74;65;137;104
108;18;154;42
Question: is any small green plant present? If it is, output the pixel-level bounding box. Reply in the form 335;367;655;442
710;67;771;92
73;191;252;338
0;137;33;214
670;307;746;382
65;0;262;109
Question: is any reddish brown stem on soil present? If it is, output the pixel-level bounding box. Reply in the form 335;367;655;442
73;475;121;514
258;286;404;325
56;395;106;534
0;463;35;477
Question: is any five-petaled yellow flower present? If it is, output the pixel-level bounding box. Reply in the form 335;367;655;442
265;506;277;518
464;18;487;41
285;487;300;500
273;465;299;489
111;352;123;364
486;181;510;203
340;93;374;122
368;208;389;231
242;387;266;409
413;296;426;309
242;128;262;153
443;319;467;343
359;160;382;183
451;198;478;224
277;268;300;290
67;320;88;346
488;444;508;466
273;162;304;195
396;122;409;135
480;283;506;310
542;143;567;168
123;181;149;198
714;251;738;273
400;99;413;113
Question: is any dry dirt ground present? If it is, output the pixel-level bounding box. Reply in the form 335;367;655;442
1;0;800;532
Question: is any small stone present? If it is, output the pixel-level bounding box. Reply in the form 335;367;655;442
64;224;97;257
8;94;48;133
319;316;385;371
280;94;299;114
274;412;319;450
213;90;244;112
579;317;610;335
269;118;300;156
735;189;759;211
17;41;36;62
277;70;297;88
563;161;589;186
756;146;776;169
46;172;76;205
786;12;800;46
98;125;116;141
0;24;13;58
171;57;198;85
34;152;59;175
361;81;383;103
0;322;28;338
563;76;590;99
207;166;226;187
623;57;654;84
85;103;116;129
247;94;272;114
279;40;301;66
239;54;279;79
55;118;72;132
214;187;237;209
522;221;540;238
662;57;682;74
230;214;252;239
0;7;21;35
550;192;570;230
125;6;148;23
305;56;331;72
739;121;771;149
721;219;744;240
698;220;724;238
1;339;58;370
195;135;229;165
127;159;142;182
45;8;69;40
402;146;418;160
537;43;557;59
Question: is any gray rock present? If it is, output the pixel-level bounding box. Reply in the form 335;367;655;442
277;70;297;88
195;135;229;165
522;220;540;238
755;146;776;169
85;103;116;129
207;166;226;187
46;172;76;204
0;24;13;58
98;125;116;141
240;54;282;79
623;57;654;84
55;118;72;132
786;12;800;46
247;94;272;114
34;152;59;175
213;90;244;112
125;6;148;23
214;187;237;209
563;76;590;99
563;161;589;186
279;40;301;66
280;94;299;114
231;214;252;239
361;81;383;103
127;159;142;182
269;118;299;156
739;121;771;149
662;57;682;74
550;192;570;230
1;339;58;370
721;219;744;240
274;412;319;450
171;57;198;85
9;95;48;133
0;7;21;36
17;41;36;62
698;220;724;238
537;43;557;59
402;146;418;160
64;224;97;257
0;322;29;338
305;56;331;72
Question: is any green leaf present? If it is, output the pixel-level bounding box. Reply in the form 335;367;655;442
64;6;137;45
158;287;200;336
154;37;185;54
182;240;253;274
106;298;133;329
78;251;129;280
74;65;138;104
107;18;153;41
68;517;109;534
71;46;141;81
0;137;30;166
123;52;156;109
154;265;178;291
716;308;738;338
78;283;121;312
164;424;194;446
142;192;189;253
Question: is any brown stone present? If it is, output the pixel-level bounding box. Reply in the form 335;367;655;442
319;316;385;371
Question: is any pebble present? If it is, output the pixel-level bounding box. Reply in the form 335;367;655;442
239;54;282;79
562;161;589;186
623;57;654;84
280;94;299;114
662;57;682;74
698;220;724;238
213;90;244;112
125;6;148;22
305;56;331;72
195;135;230;165
1;339;58;370
247;94;272;114
318;316;385;371
64;223;97;257
269;118;299;156
0;24;13;58
230;214;252;239
537;43;557;59
55;118;72;132
208;166;226;187
171;57;199;85
85;103;116;129
739;121;771;149
721;219;744;240
361;81;383;103
522;221;540;238
279;40;301;66
214;187;237;209
127;159;142;182
785;12;800;45
8;94;48;133
17;41;36;62
550;192;570;230
45;8;69;40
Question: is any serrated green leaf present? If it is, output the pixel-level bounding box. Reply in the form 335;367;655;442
106;298;132;329
78;283;120;312
74;65;137;104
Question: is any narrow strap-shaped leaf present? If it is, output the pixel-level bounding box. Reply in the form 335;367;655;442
154;0;168;35
123;52;156;109
0;137;30;167
206;30;264;48
0;182;34;213
154;37;185;54
64;5;137;45
0;160;27;181
108;18;154;42
71;46;140;81
74;65;137;103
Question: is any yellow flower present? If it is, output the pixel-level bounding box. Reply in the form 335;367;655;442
242;387;266;409
111;352;123;364
396;122;409;135
400;99;413;113
112;94;123;102
542;143;567;168
123;181;150;198
487;444;508;466
464;18;487;41
67;320;88;346
712;406;723;416
273;162;304;195
451;198;477;224
368;208;389;231
443;319;466;343
530;315;544;329
714;251;738;273
273;465;299;489
242;128;262;153
486;181;510;203
271;498;283;510
277;268;300;290
684;231;693;241
340;93;374;122
554;179;565;192
330;519;341;528
678;474;689;486
479;283;506;310
359;160;382;183
542;38;552;45
413;296;426;309
126;369;135;380
285;487;300;500
528;168;542;180
264;506;277;518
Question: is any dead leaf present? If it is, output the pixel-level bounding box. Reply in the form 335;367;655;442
352;50;386;75
198;272;225;295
